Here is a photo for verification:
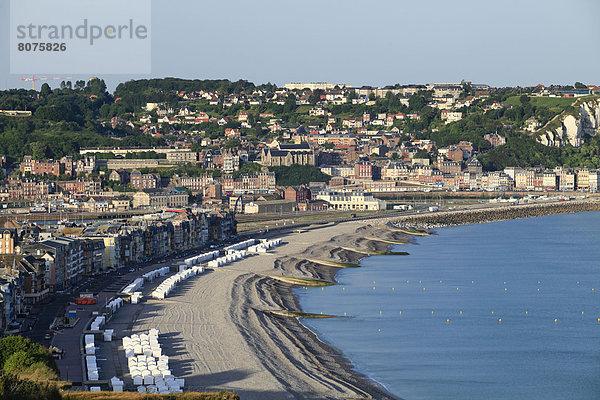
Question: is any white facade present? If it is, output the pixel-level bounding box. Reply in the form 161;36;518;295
316;190;386;211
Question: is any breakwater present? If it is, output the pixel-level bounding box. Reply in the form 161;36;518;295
386;200;600;229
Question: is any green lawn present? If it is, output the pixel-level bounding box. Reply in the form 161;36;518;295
294;105;312;114
505;95;575;110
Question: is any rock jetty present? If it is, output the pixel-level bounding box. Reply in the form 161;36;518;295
387;200;600;229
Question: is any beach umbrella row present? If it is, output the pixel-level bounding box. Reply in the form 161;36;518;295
131;291;143;304
184;250;219;266
104;329;114;342
248;238;282;253
122;278;145;295
90;315;105;331
106;297;123;313
123;266;170;297
110;376;124;392
143;266;170;282
122;329;184;394
86;355;99;381
208;250;247;268
150;266;205;300
223;239;256;253
84;334;96;355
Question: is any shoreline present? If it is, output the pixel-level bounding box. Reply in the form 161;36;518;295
270;201;600;399
250;223;409;399
96;202;600;399
103;222;403;399
380;199;600;230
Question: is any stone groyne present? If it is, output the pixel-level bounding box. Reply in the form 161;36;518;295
385;200;600;229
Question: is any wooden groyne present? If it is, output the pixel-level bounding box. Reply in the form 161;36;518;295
386;200;600;229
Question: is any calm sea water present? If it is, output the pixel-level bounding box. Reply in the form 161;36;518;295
297;212;600;400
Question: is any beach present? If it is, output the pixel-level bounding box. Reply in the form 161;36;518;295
103;221;406;399
96;199;600;399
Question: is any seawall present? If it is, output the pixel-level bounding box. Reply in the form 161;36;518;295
385;200;600;229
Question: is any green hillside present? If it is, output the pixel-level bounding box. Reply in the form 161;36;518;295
504;95;575;112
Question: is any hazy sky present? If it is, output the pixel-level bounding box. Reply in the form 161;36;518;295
1;0;599;91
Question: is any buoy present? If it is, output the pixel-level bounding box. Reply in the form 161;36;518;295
581;311;584;315
321;287;324;291
344;312;347;316
498;318;502;323
525;310;528;315
423;287;426;291
399;311;402;315
379;311;382;315
392;288;394;291
342;287;345;291
537;288;540;292
373;286;376;290
419;280;422;284
505;288;507;291
456;287;459;291
491;311;494;315
431;310;434;315
459;310;462;315
592;288;595;291
504;281;506;285
554;318;558;323
472;281;474;284
446;319;450;323
320;312;323;315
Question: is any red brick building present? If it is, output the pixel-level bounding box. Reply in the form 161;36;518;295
130;170;161;190
439;161;462;176
297;200;328;211
354;161;380;181
20;156;63;177
284;186;311;203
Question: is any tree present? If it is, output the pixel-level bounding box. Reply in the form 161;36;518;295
269;164;330;186
284;94;297;113
233;161;263;177
408;94;426;112
0;372;61;400
74;80;86;92
39;83;51;98
99;104;111;119
30;142;49;160
574;82;587;89
519;95;530;105
308;89;324;104
224;139;241;149
413;150;430;160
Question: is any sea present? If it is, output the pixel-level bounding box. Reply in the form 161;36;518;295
296;212;600;400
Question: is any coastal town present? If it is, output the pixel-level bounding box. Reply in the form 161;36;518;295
0;77;599;397
2;0;598;397
1;80;599;216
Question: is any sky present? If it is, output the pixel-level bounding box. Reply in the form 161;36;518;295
1;0;599;92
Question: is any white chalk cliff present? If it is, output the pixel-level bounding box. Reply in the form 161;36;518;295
537;98;600;147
